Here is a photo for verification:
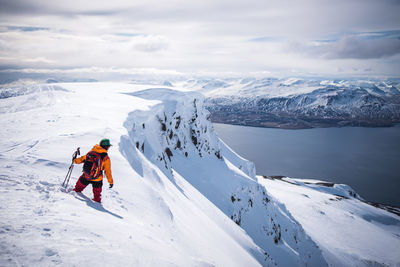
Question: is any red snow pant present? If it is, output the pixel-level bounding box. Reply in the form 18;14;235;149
74;175;103;203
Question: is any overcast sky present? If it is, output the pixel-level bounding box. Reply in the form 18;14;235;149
0;0;400;78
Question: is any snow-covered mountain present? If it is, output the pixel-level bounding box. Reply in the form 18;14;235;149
184;77;400;129
1;82;399;266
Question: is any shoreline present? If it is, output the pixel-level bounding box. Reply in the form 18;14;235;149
211;119;399;130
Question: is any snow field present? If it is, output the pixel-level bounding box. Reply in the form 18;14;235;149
1;81;399;267
0;83;263;266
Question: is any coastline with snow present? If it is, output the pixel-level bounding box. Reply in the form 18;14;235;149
201;77;400;129
1;82;399;266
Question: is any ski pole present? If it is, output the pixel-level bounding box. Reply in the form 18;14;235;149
62;147;80;188
62;162;74;188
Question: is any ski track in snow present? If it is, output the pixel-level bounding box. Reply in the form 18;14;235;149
0;82;399;266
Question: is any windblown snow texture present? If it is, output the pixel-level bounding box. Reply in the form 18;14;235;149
1;82;399;266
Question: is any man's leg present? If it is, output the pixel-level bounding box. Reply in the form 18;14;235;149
73;175;89;192
92;180;103;203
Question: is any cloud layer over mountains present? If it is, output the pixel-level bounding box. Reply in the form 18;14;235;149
0;0;400;77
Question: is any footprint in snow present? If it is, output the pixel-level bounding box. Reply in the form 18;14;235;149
45;248;58;257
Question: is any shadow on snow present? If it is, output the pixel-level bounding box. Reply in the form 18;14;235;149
74;192;123;219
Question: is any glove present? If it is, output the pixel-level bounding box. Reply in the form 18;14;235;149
72;147;80;160
109;184;113;189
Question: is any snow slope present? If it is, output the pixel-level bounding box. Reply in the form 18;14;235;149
1;82;399;266
259;177;400;266
119;87;326;266
0;83;264;266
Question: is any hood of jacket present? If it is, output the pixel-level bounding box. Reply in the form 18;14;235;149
92;144;108;154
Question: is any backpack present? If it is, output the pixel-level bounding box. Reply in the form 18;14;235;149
82;151;107;180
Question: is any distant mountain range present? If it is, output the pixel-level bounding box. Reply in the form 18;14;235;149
182;78;400;128
2;75;400;129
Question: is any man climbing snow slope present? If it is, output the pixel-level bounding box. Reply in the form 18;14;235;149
73;138;114;203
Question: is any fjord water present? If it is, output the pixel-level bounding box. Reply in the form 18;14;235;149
214;123;400;207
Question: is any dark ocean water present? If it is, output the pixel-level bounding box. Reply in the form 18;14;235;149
214;123;400;207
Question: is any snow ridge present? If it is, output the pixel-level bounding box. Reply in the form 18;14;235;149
121;88;223;172
121;88;327;266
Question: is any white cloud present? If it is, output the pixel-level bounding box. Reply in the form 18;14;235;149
132;35;169;52
287;36;400;59
0;0;399;77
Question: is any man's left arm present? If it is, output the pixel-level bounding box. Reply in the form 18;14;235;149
104;158;114;187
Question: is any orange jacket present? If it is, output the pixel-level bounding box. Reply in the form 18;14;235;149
74;144;114;184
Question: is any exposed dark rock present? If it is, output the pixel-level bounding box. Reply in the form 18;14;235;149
175;116;181;129
191;135;198;145
262;175;286;180
304;181;334;187
165;147;173;161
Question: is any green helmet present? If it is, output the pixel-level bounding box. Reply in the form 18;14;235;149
100;138;112;148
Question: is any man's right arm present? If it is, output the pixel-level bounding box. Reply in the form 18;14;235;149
73;155;86;164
